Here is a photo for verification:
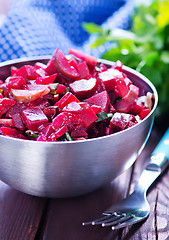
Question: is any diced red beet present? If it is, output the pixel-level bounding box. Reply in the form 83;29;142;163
52;112;69;131
6;102;30;117
85;90;110;113
36;73;57;85
11;66;18;76
66;112;85;131
11;85;50;103
0;98;16;117
45;58;58;75
41;124;55;137
126;121;137;128
113;99;131;113
55;92;80;109
113;60;123;71
16;65;39;80
30;97;50;110
34;62;47;70
115;78;129;98
43;107;56;120
108;103;116;113
53;94;59;103
68;49;97;66
12;113;25;130
91;105;102;114
56;84;67;94
108;90;118;104
52;48;79;80
71;128;88;139
77;102;98;128
98;69;117;92
123;84;139;104
99;63;107;72
6;76;26;89
22;106;48;130
139;109;151;119
0;126;25;139
4;87;11;98
95;120;107;137
129;100;144;115
69;58;79;70
0;118;14;127
124;77;132;86
77;61;90;79
63;101;82;113
69;77;98;99
35;67;48;78
109;112;133;133
36;134;47;141
95;77;106;93
99;68;125;91
48;125;68;141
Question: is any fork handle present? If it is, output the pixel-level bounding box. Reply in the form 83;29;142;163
136;128;169;192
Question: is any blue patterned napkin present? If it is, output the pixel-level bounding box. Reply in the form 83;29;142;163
0;0;133;62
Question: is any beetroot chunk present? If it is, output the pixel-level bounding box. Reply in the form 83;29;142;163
123;84;139;104
22;106;48;130
109;112;134;133
12;113;25;131
98;68;121;92
85;91;110;113
77;103;98;128
55;92;80;109
69;78;98;100
77;61;90;79
52;48;79;79
0;98;16;117
6;76;26;89
45;58;58;75
69;49;97;66
62;102;97;129
16;65;39;80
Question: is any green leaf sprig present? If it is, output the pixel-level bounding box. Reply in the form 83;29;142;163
83;0;169;116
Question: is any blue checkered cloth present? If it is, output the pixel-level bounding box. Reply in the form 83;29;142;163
0;0;133;62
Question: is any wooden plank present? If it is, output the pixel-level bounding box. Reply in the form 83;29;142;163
121;127;169;239
0;181;47;240
38;162;133;240
121;170;169;240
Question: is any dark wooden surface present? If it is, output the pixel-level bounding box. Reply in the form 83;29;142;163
0;120;168;240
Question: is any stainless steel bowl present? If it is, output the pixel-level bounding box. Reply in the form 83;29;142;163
0;56;158;198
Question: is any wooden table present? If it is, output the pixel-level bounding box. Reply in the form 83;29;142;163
0;117;168;240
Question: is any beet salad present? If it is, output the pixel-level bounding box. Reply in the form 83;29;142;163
0;48;154;141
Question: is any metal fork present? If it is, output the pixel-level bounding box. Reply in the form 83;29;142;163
83;128;169;230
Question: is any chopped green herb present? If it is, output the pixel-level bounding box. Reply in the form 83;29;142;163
95;111;109;122
25;130;39;140
49;83;59;94
65;131;73;141
57;131;73;141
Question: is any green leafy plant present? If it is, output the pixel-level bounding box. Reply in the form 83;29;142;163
83;0;169;116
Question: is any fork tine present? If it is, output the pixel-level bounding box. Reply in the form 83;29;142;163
82;213;111;226
111;215;145;230
100;213;125;225
82;212;125;226
102;214;134;227
93;212;123;225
